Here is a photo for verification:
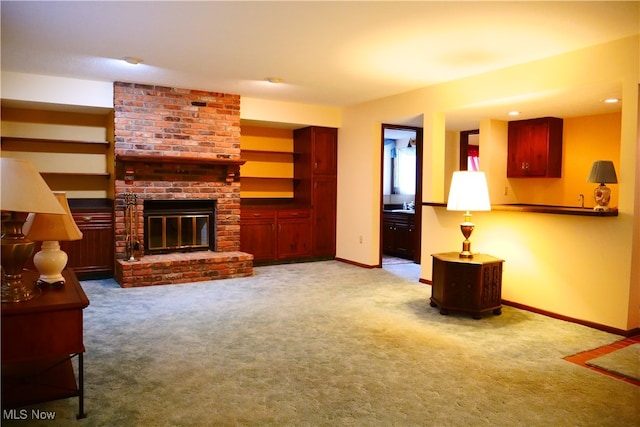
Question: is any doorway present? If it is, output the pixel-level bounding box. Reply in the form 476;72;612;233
459;129;480;171
380;124;423;266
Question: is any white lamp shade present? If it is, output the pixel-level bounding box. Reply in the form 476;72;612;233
447;171;491;212
0;158;65;214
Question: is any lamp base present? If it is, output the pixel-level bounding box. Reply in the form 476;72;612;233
33;241;68;285
593;184;612;211
1;212;40;303
1;276;41;302
459;220;475;258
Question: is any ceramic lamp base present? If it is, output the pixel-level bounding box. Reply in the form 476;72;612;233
593;184;612;211
33;241;68;285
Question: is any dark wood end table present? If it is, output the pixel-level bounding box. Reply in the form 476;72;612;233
1;269;89;419
430;252;504;319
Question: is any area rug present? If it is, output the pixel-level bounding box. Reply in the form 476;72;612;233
587;344;640;382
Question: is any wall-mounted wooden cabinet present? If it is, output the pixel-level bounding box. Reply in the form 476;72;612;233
507;117;563;178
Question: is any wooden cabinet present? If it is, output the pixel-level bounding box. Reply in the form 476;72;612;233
294;126;337;258
2;270;89;418
507;117;563;177
240;209;277;262
240;207;311;263
65;206;114;278
430;252;504;319
276;209;312;259
240;125;337;264
382;212;416;259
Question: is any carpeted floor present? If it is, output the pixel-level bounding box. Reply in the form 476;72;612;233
3;260;639;426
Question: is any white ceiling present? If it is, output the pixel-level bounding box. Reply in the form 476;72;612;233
1;1;637;130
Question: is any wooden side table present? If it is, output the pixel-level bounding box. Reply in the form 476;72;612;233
1;269;89;418
430;252;504;319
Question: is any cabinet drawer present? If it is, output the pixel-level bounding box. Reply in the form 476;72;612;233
72;212;112;227
277;208;310;219
241;209;276;220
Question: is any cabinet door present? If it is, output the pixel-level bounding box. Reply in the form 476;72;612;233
240;210;276;262
393;222;412;256
382;219;396;254
507;117;562;178
277;218;312;259
240;220;276;262
65;211;114;276
525;120;551;176
507;121;529;177
443;263;481;311
312;127;337;175
312;176;337;257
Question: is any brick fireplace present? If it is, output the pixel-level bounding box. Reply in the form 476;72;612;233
113;82;252;287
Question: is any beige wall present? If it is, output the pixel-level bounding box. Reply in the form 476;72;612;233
336;36;639;331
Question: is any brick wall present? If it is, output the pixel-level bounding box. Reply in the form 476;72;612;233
113;82;252;287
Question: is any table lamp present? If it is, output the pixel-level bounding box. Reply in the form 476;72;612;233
447;171;491;258
1;158;66;302
587;160;618;211
23;192;83;286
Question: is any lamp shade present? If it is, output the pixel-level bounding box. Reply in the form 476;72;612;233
24;192;83;241
1;158;65;214
447;171;491;212
587;160;618;184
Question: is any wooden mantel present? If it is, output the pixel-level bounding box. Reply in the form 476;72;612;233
115;154;246;166
115;154;246;183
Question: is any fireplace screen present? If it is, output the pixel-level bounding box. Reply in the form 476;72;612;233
144;199;216;254
147;215;209;251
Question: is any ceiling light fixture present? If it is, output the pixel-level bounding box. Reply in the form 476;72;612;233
508;111;520;116
603;98;620;104
123;56;143;65
265;77;283;84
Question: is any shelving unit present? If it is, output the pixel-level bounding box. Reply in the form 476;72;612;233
2;103;116;277
0;104;114;199
240;125;338;262
240;126;297;199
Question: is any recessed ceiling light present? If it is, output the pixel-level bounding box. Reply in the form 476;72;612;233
265;77;283;84
123;56;143;65
508;111;520;116
603;98;620;104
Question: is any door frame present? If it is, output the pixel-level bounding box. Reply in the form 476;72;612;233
379;123;423;266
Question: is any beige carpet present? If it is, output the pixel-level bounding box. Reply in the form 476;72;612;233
4;260;639;426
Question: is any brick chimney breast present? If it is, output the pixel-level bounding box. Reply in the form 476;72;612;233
113;82;251;287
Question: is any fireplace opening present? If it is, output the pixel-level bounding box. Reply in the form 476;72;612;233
144;200;216;255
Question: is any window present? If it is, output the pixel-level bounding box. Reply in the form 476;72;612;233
467;144;479;171
395;146;416;194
